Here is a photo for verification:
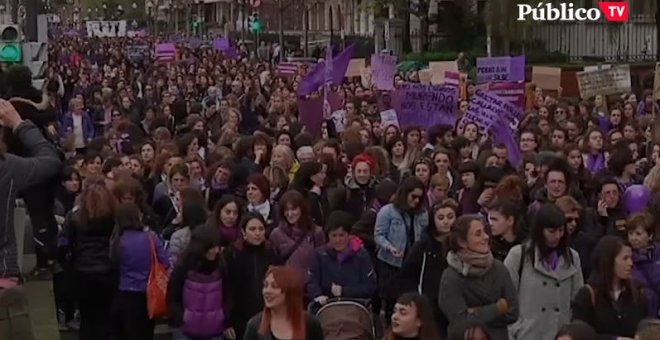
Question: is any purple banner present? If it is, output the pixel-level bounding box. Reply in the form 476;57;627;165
155;43;176;61
298;93;343;137
476;56;525;83
371;54;397;90
397;84;458;128
464;90;524;166
488;82;526;109
213;38;230;51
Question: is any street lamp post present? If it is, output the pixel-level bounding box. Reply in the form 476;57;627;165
146;0;153;34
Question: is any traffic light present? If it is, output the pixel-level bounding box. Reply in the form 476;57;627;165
0;25;22;63
249;12;262;33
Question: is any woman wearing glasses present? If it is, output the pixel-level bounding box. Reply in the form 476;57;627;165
374;177;429;323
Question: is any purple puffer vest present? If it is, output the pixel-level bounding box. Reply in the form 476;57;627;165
181;270;226;337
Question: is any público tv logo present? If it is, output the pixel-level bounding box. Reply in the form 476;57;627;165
517;2;629;22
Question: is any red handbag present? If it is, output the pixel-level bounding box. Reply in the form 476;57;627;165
146;234;169;319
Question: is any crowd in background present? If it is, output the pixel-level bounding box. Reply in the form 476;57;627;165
1;33;660;340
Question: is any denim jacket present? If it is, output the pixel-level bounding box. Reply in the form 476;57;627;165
374;203;428;268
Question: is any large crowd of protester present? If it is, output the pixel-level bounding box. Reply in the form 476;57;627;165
1;33;660;340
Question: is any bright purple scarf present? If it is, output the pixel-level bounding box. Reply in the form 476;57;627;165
586;153;605;175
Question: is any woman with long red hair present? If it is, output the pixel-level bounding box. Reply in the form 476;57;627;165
244;266;324;340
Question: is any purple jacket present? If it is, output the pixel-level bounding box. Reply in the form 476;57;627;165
118;230;169;292
182;270;226;337
60;111;95;142
632;244;660;317
269;224;326;278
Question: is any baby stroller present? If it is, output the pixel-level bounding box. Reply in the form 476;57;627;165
308;298;376;340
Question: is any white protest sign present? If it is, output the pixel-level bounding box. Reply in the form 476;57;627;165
86;20;134;37
380;109;399;128
331;109;347;133
576;64;631;99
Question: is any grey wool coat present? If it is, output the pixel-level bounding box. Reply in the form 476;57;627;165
503;244;584;340
438;260;519;340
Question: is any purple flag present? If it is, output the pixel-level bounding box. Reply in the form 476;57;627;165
464;90;524;167
396;84;458;129
488;82;526;109
476;56;526;83
298;93;343;137
213;38;230;51
493;117;522;167
187;37;203;49
297;44;356;96
372;54;398;90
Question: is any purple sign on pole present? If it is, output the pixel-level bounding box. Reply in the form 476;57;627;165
464;90;524;166
488;82;526;109
155;43;176;61
298;93;343;137
397;84;458;128
476;56;525;83
213;38;230;51
371;54;397;90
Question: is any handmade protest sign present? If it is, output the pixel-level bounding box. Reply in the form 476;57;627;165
154;43;176;62
397;84;458;128
380;109;399;129
576;64;631;99
298;93;342;137
429;61;458;85
346;59;365;78
487;82;526;109
464;90;523;166
476;56;525;83
464;90;523;134
213;38;230;51
371;54;397;90
532;66;562;90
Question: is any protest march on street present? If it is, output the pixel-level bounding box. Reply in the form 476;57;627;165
2;2;660;340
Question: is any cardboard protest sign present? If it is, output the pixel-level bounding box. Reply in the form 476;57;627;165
429;61;458;85
360;67;372;88
532;66;562;90
371;54;398;90
346;58;365;78
397;84;458;128
418;69;432;84
476;56;526;83
464;90;524;166
576;64;631;99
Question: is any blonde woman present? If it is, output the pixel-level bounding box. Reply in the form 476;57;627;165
643;164;660;194
270;144;299;183
397;146;423;182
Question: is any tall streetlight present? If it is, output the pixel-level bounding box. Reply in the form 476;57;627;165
146;0;154;34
